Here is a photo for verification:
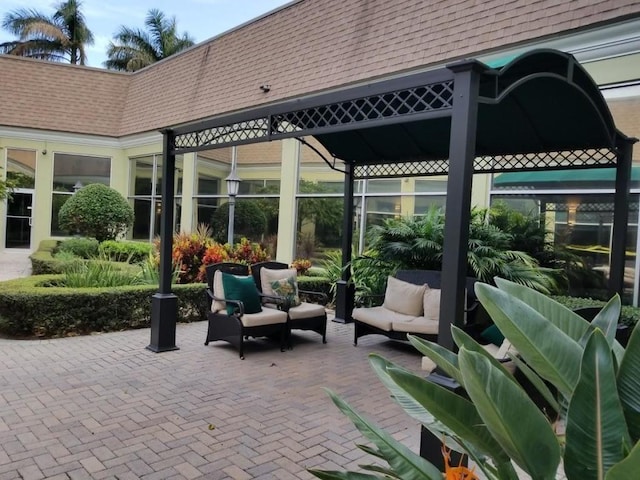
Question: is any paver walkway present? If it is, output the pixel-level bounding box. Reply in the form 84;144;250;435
0;249;32;281
0;320;425;479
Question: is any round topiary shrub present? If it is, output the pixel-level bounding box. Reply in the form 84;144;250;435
58;184;134;242
210;201;267;243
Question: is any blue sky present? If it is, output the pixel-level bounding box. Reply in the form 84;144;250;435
0;0;292;68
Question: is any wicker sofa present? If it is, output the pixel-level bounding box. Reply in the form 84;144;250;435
352;270;483;345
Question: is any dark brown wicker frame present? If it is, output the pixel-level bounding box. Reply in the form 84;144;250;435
204;262;286;359
251;261;328;346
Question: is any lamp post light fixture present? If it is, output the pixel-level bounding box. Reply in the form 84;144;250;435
225;169;241;245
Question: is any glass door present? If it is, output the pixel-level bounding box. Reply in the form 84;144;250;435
5;190;33;248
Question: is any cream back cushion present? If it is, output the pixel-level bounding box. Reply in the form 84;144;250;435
423;287;441;321
211;270;226;312
382;276;427;317
260;267;298;296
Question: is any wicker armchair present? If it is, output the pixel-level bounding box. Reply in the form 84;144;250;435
251;261;328;347
204;262;287;359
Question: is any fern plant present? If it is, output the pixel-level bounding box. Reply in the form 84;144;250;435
366;206;557;293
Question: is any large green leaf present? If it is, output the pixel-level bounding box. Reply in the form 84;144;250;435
386;365;517;476
369;355;509;479
617;325;640;443
589;295;621;349
508;354;561;416
564;331;631;480
476;283;582;396
451;326;518;383
407;335;463;385
494;278;625;364
309;470;387;479
458;348;560;480
494;277;590;341
323;389;443;480
604;440;640;480
369;355;457;439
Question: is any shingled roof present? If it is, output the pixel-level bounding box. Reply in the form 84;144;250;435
1;0;639;138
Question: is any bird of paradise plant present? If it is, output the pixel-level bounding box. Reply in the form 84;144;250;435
309;279;640;480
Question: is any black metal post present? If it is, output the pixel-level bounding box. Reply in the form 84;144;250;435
439;61;485;351
335;163;355;323
609;137;637;297
147;129;179;352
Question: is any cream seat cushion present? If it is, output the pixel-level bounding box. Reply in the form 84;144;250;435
382;276;427;316
482;340;517;374
287;302;326;320
392;316;439;335
352;306;417;332
240;308;288;327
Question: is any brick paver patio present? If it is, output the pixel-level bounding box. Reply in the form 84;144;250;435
0;320;425;479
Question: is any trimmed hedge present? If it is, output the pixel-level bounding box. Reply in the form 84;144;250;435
30;240;141;277
58;237;100;258
552;295;640;327
297;276;331;303
99;240;153;263
30;240;67;275
0;275;207;337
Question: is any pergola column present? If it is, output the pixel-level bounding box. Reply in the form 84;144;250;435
147;129;179;352
609;137;637;297
334;163;355;323
438;61;485;350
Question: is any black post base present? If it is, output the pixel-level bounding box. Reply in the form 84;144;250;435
147;293;180;352
334;280;354;323
420;373;467;471
420;426;467;471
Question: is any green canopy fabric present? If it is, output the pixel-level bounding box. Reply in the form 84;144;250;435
494;167;640;186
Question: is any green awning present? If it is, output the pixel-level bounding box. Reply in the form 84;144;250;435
494;167;640;186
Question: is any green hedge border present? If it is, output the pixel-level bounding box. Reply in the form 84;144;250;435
0;275;207;337
30;239;66;274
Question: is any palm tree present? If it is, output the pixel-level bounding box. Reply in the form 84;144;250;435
0;0;93;65
104;9;195;72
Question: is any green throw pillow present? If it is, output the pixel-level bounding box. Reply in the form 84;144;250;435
481;324;505;346
270;276;301;307
221;273;262;315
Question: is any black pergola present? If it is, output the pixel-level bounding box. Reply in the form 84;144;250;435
147;49;636;353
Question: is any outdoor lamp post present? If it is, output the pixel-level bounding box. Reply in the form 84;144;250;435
225;170;241;245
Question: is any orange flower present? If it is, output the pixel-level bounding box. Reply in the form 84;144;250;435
442;445;478;480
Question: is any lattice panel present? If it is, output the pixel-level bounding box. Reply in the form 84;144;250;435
475;149;617;173
354;148;618;179
175;118;269;150
355;160;449;179
273;81;454;135
546;202;639;213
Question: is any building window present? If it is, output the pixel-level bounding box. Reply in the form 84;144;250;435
6;148;36;188
51;153;111;236
490;168;640;304
129;154;183;241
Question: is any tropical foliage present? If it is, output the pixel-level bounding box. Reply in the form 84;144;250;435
0;0;94;64
366;207;557;293
58;184;134;242
154;224;270;284
311;280;640;479
104;9;194;71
